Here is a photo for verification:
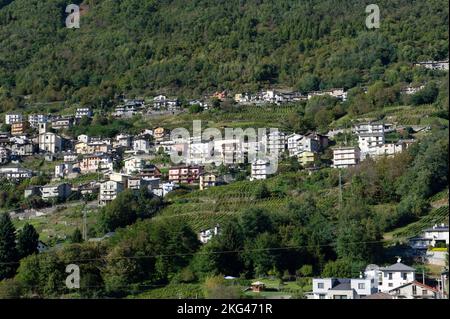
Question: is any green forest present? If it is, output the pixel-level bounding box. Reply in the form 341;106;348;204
0;0;448;110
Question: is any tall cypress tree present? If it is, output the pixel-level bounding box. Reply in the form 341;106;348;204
17;223;39;259
0;212;19;280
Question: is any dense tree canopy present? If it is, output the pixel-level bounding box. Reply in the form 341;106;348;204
0;0;448;108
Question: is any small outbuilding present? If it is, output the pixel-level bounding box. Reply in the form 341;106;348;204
251;281;266;293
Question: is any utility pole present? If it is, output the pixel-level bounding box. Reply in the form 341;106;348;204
82;201;88;241
338;169;343;209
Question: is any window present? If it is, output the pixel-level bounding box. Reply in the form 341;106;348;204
402;273;407;280
317;283;324;289
319;294;326;299
412;285;417;295
388;273;393;280
358;283;365;289
422;289;427;295
388;283;393;287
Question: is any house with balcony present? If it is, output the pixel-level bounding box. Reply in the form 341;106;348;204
75;107;92;119
5;113;23;125
297;150;318;167
51;116;74;130
199;173;217;190
388;281;440;299
11;121;29;135
79;153;113;174
28;114;49;128
41;183;72;201
0;167;34;181
99;180;125;206
250;159;271;181
332;147;360;168
168;165;203;184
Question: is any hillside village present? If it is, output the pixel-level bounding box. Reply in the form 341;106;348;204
0;71;448;299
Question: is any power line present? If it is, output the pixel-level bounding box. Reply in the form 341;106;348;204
0;239;388;266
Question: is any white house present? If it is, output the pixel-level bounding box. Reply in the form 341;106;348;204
28;114;48;128
376;260;416;292
287;133;304;156
198;225;220;244
115;133;133;148
123;156;146;175
133;138;151;153
77;134;91;144
423;224;449;246
152;182;177;197
5;113;23;125
263;131;286;155
332;147;360;168
414;60;449;70
41;183;72;201
55;162;75;178
251;159;271;180
354;122;385;135
358;133;385;158
0;167;33;181
312;277;376;299
75;107;92;119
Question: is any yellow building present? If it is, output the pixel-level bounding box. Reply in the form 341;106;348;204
298;151;318;167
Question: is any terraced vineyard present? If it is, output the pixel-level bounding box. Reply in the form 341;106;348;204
154;172;309;231
332;105;448;128
392;205;449;239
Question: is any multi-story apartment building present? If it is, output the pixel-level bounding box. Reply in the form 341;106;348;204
51;116;74;130
41;183;72;201
75;107;92;119
168;165;203;184
5;113;23;125
153;95;180;110
133;138;151;153
123;156;146;175
287;133;304;156
139;165;162;180
199;173;217;190
414;60;449;70
332;147;360;168
99;180;125;206
115;133;133;148
28;114;48;128
0;147;10;164
11;121;29;135
250;159;271;180
297;150;318;167
79;153;113;173
0;167;34;181
354;122;385;135
358;133;385;158
263;131;286;155
154;127;166;141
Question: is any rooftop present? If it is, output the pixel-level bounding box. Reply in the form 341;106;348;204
380;262;415;272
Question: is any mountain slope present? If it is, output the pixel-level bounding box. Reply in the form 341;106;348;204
0;0;448;106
